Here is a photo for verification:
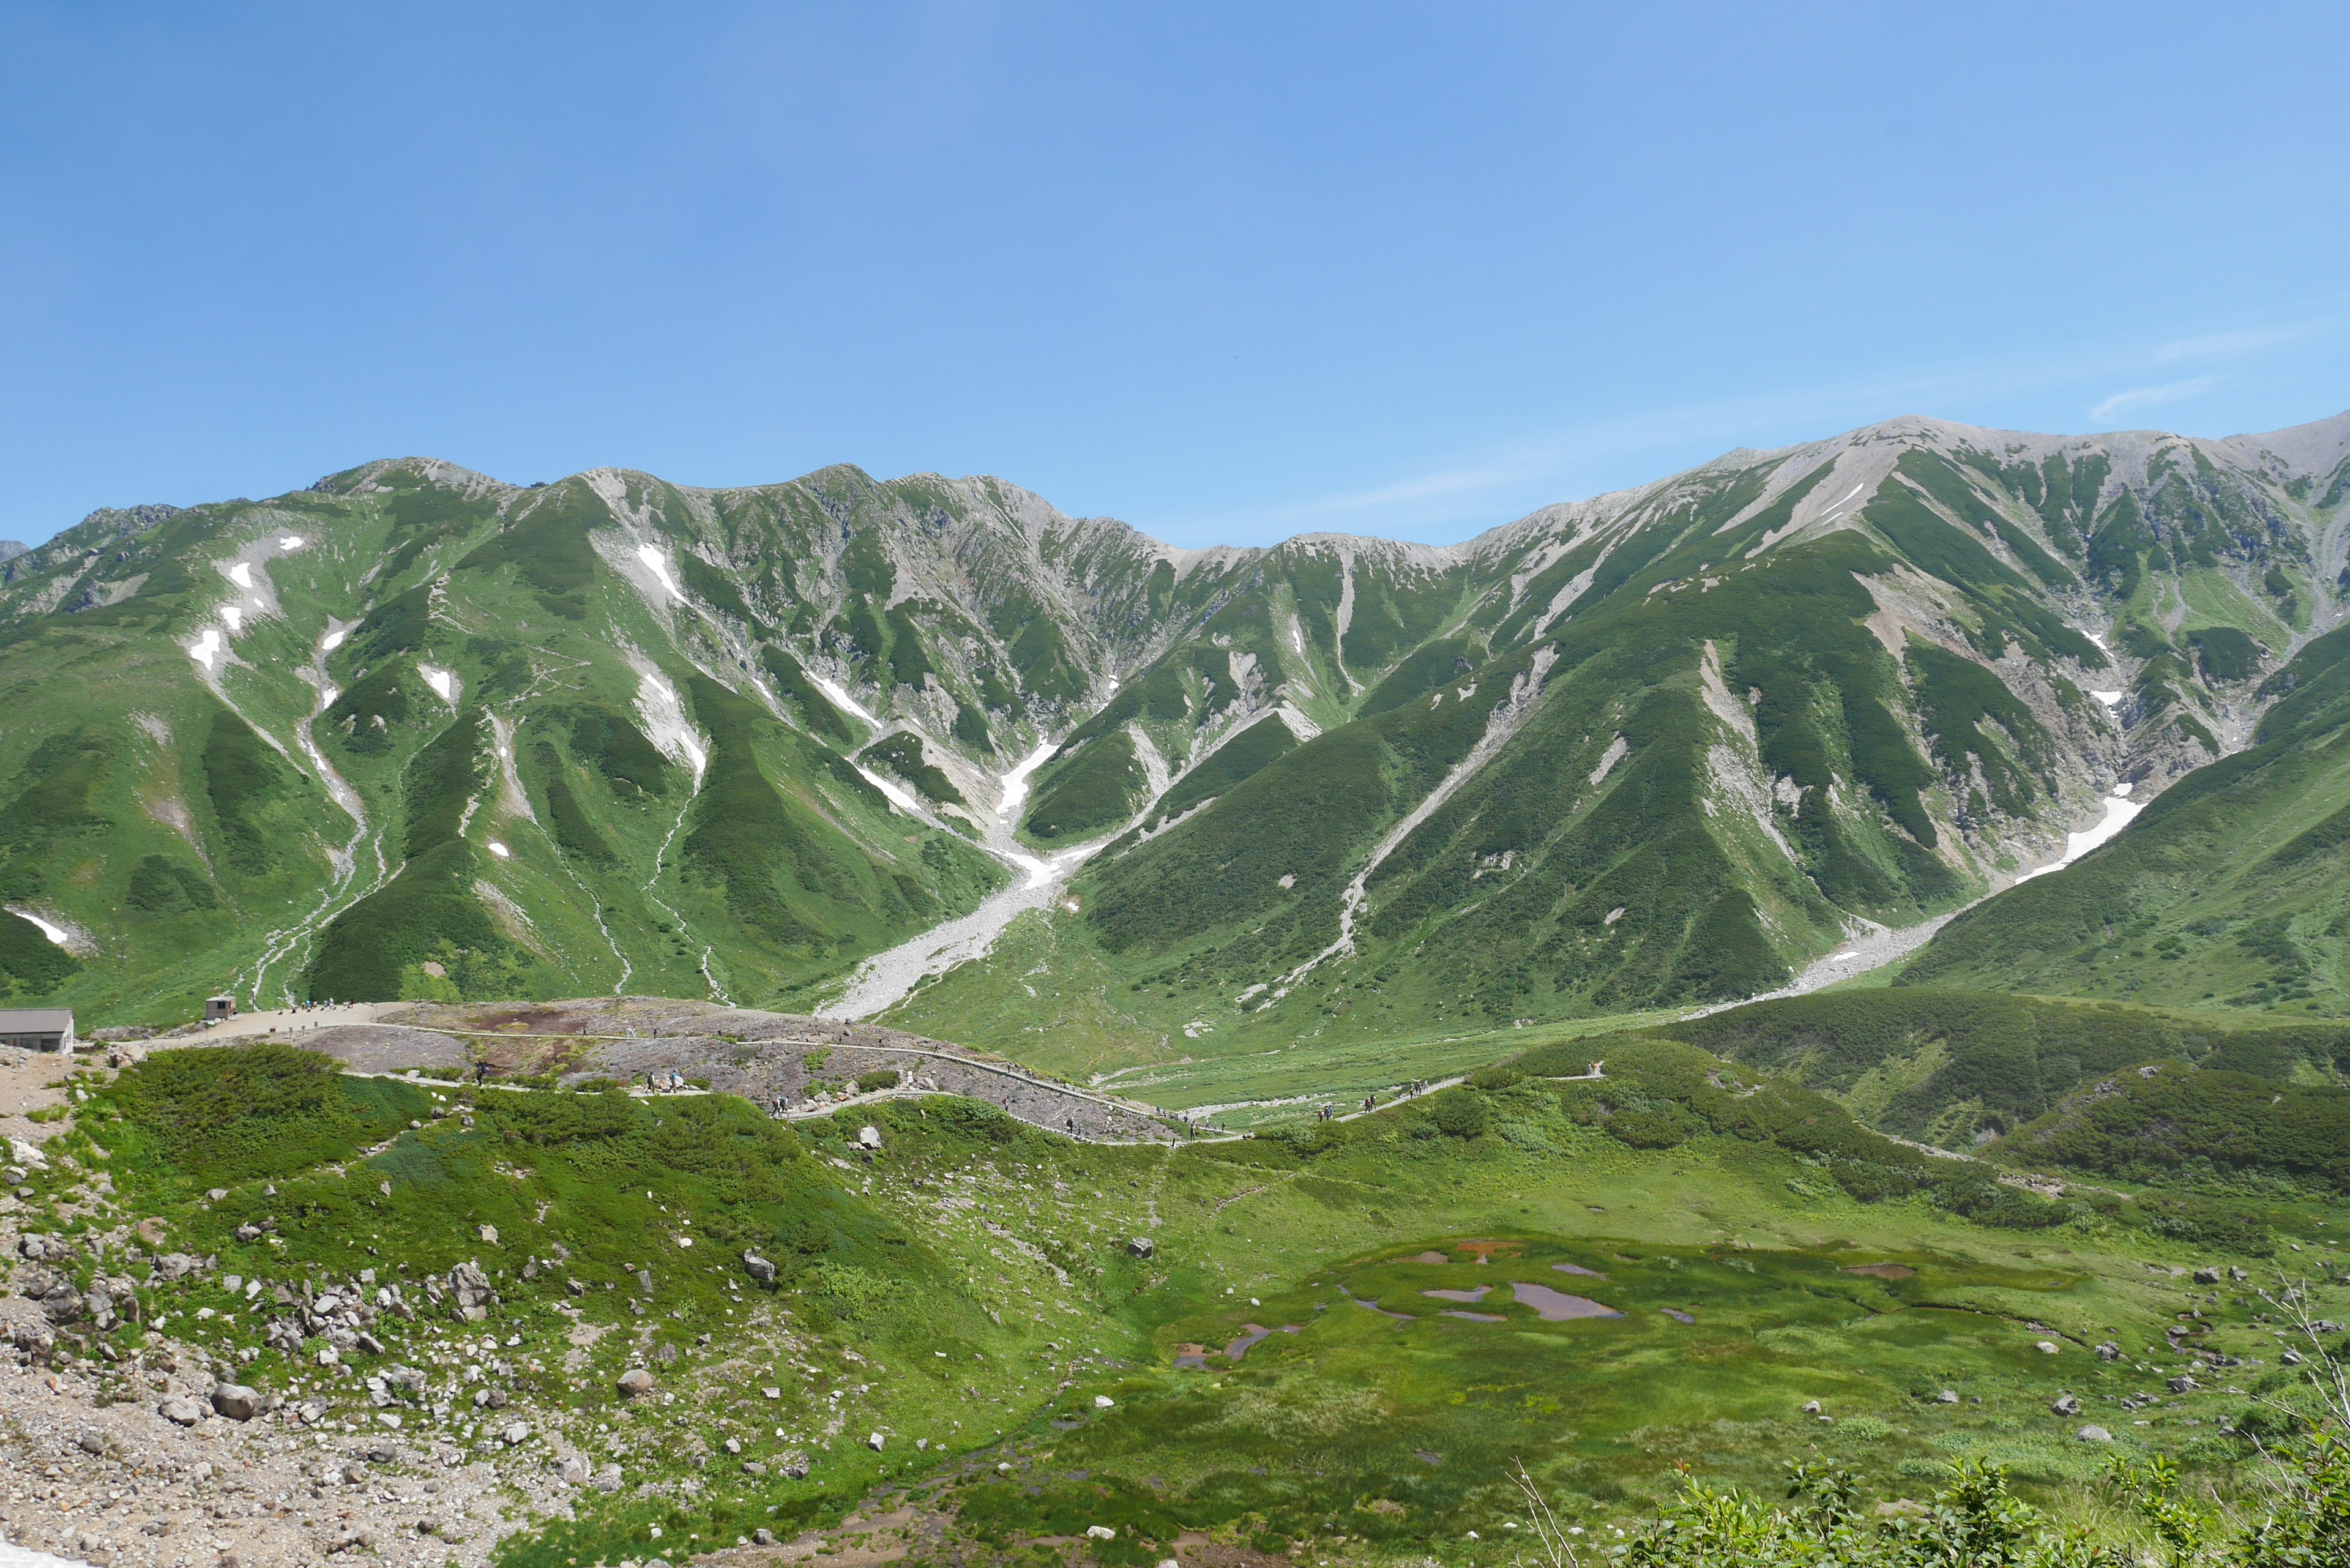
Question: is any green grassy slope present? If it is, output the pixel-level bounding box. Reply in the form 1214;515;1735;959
28;1037;2346;1565
1900;621;2350;1015
0;412;2341;1036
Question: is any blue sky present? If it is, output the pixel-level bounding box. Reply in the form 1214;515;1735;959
4;3;2346;550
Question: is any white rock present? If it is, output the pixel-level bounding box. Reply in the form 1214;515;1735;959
1094;1394;1114;1409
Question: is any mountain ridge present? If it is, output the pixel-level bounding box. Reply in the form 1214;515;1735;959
0;405;2339;1050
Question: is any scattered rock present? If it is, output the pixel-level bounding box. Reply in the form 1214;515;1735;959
867;1432;886;1451
2077;1425;2112;1443
753;1530;776;1547
742;1251;777;1285
2051;1395;2081;1416
446;1259;496;1321
479;1225;499;1244
1933;1390;1960;1405
1086;1526;1117;1540
2035;1341;2059;1354
2230;1267;2248;1282
157;1394;205;1427
2284;1350;2305;1366
617;1368;657;1398
857;1126;882;1149
1094;1394;1115;1409
501;1422;530;1446
1127;1236;1154;1260
779;1450;810;1480
2095;1343;2121;1361
1801;1400;1821;1414
2193;1267;2221;1285
2168;1375;2199;1394
593;1464;623;1494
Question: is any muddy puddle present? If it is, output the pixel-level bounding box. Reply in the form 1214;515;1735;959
1508;1283;1623;1320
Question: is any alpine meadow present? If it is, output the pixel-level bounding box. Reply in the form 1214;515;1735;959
7;409;2350;1568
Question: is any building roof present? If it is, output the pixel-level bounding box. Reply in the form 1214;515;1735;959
0;1009;73;1033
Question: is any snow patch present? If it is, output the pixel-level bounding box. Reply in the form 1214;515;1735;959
228;562;255;589
811;674;880;730
2014;793;2143;884
2091;689;2122;706
419;663;458;704
1275;704;1321;742
220;605;245;632
1587;735;1628;788
487;840;512;859
635;545;682;600
8;908;72;947
857;766;920;815
632;667;708;785
187;628;224;670
996;739;1058;820
321;629;346;652
278;534;305;550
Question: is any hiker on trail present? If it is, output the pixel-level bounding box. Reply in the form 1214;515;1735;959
644;1072;656;1094
474;1061;488;1086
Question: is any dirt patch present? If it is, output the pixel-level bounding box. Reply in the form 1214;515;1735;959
295;1025;472;1075
0;1046;73;1149
1422;1287;1489;1304
1507;1283;1623;1321
1845;1264;1917;1280
1452;1239;1521;1264
1403;1250;1449;1264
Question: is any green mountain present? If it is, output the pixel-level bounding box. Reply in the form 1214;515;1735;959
0;410;2344;1039
1900;615;2350;1014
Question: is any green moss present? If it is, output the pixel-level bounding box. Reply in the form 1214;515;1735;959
0;910;77;996
453;482;605;620
201;702;286;875
532;742;617;866
1904;641;2048;818
323;665;411;755
569;704;673;799
126;853;217;914
1026;732;1146;844
112;1043;432;1184
1141;714;1298;830
759;646;859;748
859;733;966;807
2187;625;2265;684
0;730;112;850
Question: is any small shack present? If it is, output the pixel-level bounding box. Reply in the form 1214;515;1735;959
0;1010;74;1052
205;996;236;1021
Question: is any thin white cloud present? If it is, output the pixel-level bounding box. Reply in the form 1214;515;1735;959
2155;321;2329;363
2089;375;2222;424
1160;302;2349;547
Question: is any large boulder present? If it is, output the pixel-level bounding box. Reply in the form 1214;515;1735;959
742;1251;778;1285
447;1260;495;1321
616;1367;657;1399
211;1384;264;1421
157;1394;205;1426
